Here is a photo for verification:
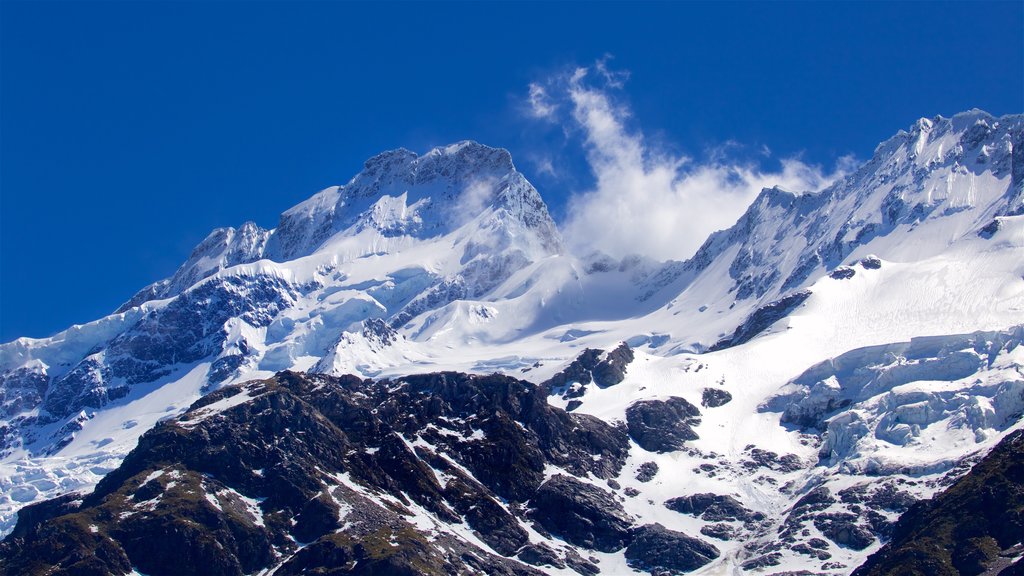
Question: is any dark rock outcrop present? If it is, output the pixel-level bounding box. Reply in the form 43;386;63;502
665;493;764;523
636;461;659;483
625;523;719;574
814;513;875;550
854;429;1024;576
0;371;634;576
701;388;732;408
626;397;701;452
529;474;633;553
829;266;856;280
591;343;634;387
709;290;811;351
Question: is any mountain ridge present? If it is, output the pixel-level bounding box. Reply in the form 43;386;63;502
1;110;1023;574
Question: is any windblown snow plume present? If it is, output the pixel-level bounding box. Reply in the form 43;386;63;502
528;58;857;261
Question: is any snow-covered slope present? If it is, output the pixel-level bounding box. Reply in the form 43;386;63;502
1;111;1023;574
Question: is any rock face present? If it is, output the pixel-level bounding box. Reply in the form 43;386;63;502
625;397;702;452
529;475;633;552
625;523;720;574
853;429;1024;576
701;388;732;408
665;493;765;523
0;371;719;575
544;343;635;404
709;290;811;351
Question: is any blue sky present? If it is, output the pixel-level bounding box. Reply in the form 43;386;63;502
2;1;1021;342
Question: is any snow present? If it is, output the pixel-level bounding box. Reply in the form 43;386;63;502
1;115;1022;571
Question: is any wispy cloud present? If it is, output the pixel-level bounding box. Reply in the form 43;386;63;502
527;83;557;119
526;60;857;262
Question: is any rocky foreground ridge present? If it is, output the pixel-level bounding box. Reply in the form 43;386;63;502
4;365;1023;576
0;369;721;576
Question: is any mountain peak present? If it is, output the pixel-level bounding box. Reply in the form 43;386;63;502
119;142;561;310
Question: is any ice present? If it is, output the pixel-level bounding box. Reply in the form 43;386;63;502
0;115;1022;571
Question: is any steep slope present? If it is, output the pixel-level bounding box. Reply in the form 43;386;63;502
852;429;1024;576
0;371;721;576
635;109;1022;349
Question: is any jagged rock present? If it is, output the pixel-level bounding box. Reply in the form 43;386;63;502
665;493;763;523
517;543;565;569
742;447;803;473
792;542;832;560
543;349;602;394
859;255;882;269
591;343;634;387
814;513;874;550
529;474;633;552
741;552;782;570
701;388;732;408
624;523;719;574
626;397;701;452
544;343;634;401
0;371;627;575
829;266;856;280
854;430;1024;576
700;523;737;541
563;548;601;575
793;487;834;511
807;537;829;550
709;290;811;351
636;462;659;482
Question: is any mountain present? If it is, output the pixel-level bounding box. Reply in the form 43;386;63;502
853;429;1024;576
1;110;1023;574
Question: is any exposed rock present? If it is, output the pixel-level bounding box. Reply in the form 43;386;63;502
829;266;856;280
700;523;737;541
624;523;719;574
544;343;635;401
517;543;565;569
854;430;1024;576
709;290;811;351
742;447;803;473
0;371;629;575
529;474;633;552
792;542;832;560
636;461;659;483
701;388;733;408
859;255;882;269
626;397;701;452
741;552;782;570
814;513;875;550
591;343;634;387
563;548;601;575
665;493;763;523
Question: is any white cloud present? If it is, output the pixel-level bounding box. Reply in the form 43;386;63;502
529;61;857;262
527;83;557;119
455;177;497;226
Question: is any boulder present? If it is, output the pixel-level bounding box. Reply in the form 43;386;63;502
626;397;701;452
625;523;719;574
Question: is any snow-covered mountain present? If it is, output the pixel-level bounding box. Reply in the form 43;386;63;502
1;110;1022;575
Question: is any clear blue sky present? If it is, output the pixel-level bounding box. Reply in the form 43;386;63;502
2;1;1021;342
